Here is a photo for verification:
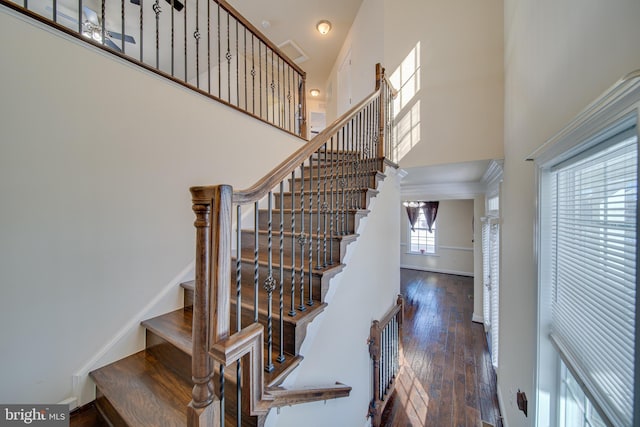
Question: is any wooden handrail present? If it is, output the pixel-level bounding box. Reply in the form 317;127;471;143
233;70;395;205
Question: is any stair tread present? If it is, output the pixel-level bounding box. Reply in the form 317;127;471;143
90;350;190;427
142;309;192;355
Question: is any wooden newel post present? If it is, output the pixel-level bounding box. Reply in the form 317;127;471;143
375;63;386;160
188;185;233;427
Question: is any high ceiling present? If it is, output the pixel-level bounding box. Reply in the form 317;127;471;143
227;0;364;100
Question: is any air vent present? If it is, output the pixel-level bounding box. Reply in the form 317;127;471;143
278;40;309;64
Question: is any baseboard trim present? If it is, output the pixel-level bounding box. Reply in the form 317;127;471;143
400;264;474;277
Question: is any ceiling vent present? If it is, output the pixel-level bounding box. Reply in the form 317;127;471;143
278;40;309;64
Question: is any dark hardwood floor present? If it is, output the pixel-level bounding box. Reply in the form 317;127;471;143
380;269;502;427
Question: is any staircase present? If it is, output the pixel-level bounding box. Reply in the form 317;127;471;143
86;153;388;426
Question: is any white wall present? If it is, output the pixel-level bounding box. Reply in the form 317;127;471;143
325;0;384;121
266;167;401;427
0;7;302;406
400;199;474;276
501;1;640;426
383;0;504;168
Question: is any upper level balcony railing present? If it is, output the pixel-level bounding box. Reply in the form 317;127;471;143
2;0;307;137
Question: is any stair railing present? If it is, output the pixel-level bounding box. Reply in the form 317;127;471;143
0;0;307;137
188;64;397;427
368;295;405;427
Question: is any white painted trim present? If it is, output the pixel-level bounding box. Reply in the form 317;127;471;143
472;313;484;324
438;245;473;252
400;264;474;277
401;181;485;199
497;385;509;427
71;261;194;407
481;159;504;187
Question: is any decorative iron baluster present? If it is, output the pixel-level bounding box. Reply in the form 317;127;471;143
253;201;259;321
219;364;225;426
289;171;296;317
322;143;328;268
264;191;275;373
329;135;335;265
235;19;239;106
101;0;105;49
78;0;82;35
52;0;56;21
235;204;242;427
251;35;255;114
298;163;306;312
226;9;230;102
271;49;275;125
194;0;200;88
139;0;143;62
183;0;186;81
216;2;221;96
315;146;321;270
206;0;210;93
119;0;124;52
236;205;242;331
277;181;285;363
169;0;174;75
243;27;247;110
307;155;313;305
153;0;160;69
340;127;346;236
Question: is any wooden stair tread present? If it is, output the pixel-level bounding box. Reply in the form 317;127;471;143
142;309;192;355
90;350;191;427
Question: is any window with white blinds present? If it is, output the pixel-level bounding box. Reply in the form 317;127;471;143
549;128;637;427
482;218;500;369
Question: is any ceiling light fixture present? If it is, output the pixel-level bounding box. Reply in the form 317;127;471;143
310;89;321;97
316;20;332;35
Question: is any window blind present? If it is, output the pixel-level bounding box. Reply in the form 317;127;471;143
549;128;637;427
489;221;500;369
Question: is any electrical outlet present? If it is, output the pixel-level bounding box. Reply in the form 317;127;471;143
516;389;528;417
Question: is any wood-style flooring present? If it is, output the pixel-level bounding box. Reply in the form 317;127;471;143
380;269;502;427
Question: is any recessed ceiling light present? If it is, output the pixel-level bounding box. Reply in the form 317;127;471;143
316;20;332;35
310;89;321;97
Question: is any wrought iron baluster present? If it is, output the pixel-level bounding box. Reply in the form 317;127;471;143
235;19;239;106
120;0;124;52
183;0;186;81
236;205;242;331
277;181;285;363
322;143;328;268
315;146;321;270
329;135;335;265
264;191;275;373
271;50;275;126
153;0;160;69
169;0;174;75
217;2;221;96
206;0;210;93
243;27;247;110
254;201;259;321
101;0;105;49
307;155;314;305
139;0;143;62
259;42;262;119
219;364;225;426
289;171;296;317
298;163;306;312
251;35;255;114
194;0;200;87
226;9;230;102
340;127;346;236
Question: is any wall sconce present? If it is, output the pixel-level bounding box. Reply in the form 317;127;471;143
316;20;332;35
309;88;321;97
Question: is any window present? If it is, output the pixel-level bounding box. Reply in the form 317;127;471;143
409;209;436;254
538;122;638;427
482;218;500;368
